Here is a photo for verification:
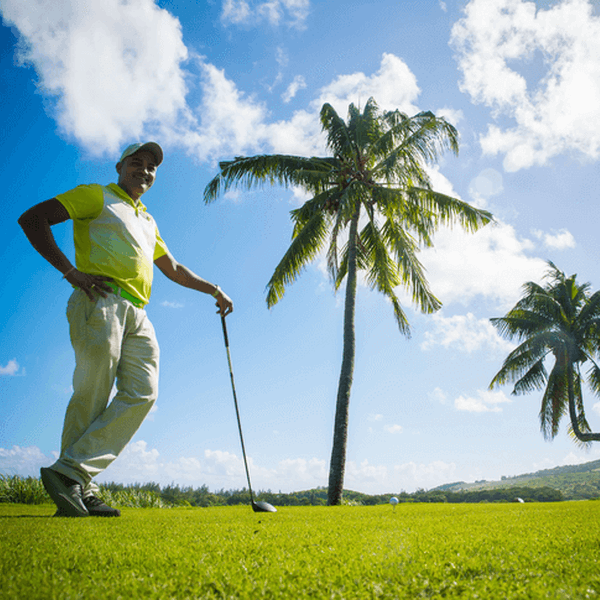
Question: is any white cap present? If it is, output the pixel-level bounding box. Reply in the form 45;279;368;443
119;142;163;166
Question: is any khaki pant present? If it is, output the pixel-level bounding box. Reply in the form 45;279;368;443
51;289;159;497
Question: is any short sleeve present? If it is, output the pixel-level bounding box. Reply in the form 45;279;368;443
55;184;104;220
153;226;169;260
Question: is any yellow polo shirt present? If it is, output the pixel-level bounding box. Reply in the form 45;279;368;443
56;183;168;305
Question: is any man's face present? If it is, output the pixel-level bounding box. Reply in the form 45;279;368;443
116;150;158;200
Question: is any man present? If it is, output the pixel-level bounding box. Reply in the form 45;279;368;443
18;142;233;517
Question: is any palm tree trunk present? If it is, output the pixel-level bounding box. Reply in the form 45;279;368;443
327;205;360;505
567;366;600;442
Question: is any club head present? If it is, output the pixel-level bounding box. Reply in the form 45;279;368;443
252;500;277;513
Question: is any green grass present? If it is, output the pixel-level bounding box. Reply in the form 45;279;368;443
2;502;600;598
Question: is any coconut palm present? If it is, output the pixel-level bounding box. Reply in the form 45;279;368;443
490;262;600;443
204;98;493;504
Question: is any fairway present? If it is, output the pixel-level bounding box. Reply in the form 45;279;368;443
2;502;600;598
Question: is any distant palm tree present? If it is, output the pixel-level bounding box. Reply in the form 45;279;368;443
490;262;600;443
205;98;493;504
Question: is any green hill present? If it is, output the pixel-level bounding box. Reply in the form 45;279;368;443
433;458;600;500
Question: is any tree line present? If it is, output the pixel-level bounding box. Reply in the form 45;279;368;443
100;482;564;507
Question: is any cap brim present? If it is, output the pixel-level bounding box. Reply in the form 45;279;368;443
136;142;163;166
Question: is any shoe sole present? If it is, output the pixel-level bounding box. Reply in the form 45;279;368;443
41;468;89;517
54;507;121;517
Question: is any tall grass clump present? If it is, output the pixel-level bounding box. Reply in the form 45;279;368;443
95;487;169;509
0;474;49;504
0;474;169;508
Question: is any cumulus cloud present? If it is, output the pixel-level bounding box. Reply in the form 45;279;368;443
436;106;464;126
0;0;189;154
176;60;270;163
314;53;420;117
0;445;50;476
532;228;576;250
421;312;515;354
0;441;487;493
95;440;457;493
221;0;310;29
452;0;600;171
420;221;547;309
267;52;422;157
454;389;512;413
0;359;22;376
0;0;423;166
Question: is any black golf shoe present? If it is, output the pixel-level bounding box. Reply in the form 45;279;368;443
83;496;121;517
54;495;121;517
41;467;89;517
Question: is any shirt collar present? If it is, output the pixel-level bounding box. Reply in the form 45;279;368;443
108;182;147;212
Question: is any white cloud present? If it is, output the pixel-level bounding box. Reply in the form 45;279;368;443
282;75;307;103
0;445;49;476
161;300;184;308
0;0;189;154
383;424;403;434
0;359;21;376
221;0;310;29
532;228;576;250
314;53;420;118
436;106;464;126
91;440;458;493
268;53;422;157
429;387;448;405
0;0;423;167
421;312;515;354
420;221;547;309
177;60;270;163
452;0;600;171
454;389;512;413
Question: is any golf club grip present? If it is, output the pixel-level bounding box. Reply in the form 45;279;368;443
221;315;230;348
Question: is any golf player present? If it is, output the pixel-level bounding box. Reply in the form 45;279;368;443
18;142;233;517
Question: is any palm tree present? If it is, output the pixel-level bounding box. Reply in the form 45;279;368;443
205;98;493;504
490;261;600;443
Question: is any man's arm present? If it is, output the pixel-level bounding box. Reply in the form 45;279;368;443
18;198;113;300
154;253;233;316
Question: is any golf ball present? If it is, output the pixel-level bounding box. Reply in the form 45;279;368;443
389;496;399;505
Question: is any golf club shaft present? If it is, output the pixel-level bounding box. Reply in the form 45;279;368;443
221;316;256;504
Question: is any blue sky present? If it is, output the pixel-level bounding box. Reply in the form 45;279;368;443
2;0;600;494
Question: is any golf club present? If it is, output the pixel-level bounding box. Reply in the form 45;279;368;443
221;315;277;513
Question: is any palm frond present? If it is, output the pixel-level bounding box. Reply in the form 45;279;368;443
490;335;552;389
371;112;459;181
539;365;568;440
291;188;343;234
490;311;554;342
320;104;355;159
512;359;548;395
380;218;441;314
204;155;335;202
406;188;493;233
352;97;383;154
265;211;330;306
